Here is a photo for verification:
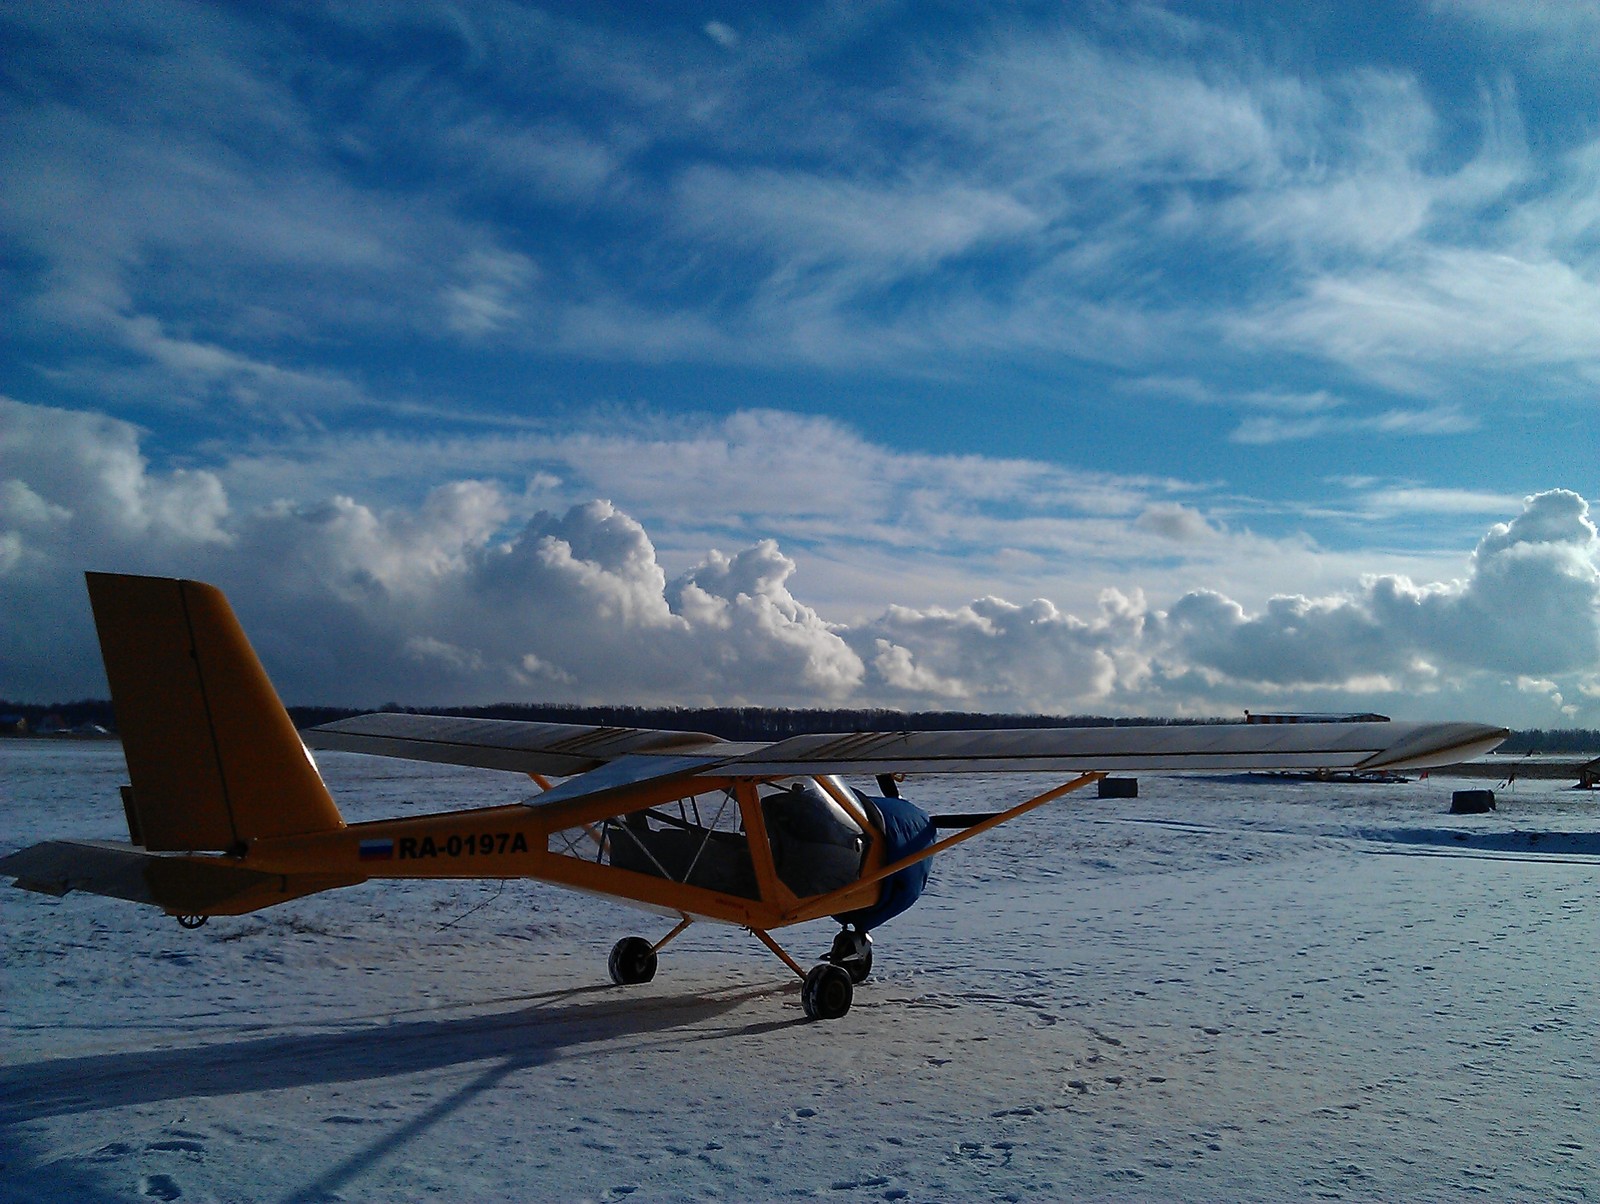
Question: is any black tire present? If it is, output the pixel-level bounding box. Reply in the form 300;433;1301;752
802;962;854;1020
608;936;658;985
827;929;873;983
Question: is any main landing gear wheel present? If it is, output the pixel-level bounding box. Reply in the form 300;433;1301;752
176;914;208;930
826;929;873;983
802;962;854;1021
608;936;658;985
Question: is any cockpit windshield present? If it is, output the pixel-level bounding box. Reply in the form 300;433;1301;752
760;779;869;898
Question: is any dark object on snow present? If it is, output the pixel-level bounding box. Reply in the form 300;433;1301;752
1098;777;1138;799
1450;789;1496;814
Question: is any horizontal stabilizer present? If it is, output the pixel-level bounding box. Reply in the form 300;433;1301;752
0;840;360;916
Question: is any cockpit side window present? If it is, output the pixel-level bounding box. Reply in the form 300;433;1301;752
760;780;869;898
599;793;759;899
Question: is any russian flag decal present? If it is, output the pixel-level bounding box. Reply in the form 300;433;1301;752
358;839;394;862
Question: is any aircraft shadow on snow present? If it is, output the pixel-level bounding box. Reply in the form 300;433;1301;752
0;981;790;1126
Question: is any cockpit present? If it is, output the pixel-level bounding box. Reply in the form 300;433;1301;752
759;779;869;898
593;777;871;902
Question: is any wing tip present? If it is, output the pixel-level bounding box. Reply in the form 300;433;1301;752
1359;723;1510;771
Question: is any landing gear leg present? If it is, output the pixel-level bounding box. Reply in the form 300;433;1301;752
749;928;856;1021
826;927;872;983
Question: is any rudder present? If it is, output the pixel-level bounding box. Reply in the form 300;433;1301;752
86;572;345;852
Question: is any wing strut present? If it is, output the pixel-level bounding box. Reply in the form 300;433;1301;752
782;771;1106;924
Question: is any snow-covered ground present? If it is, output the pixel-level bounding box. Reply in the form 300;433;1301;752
3;741;1597;1202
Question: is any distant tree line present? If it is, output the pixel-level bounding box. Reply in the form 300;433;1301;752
0;698;118;732
1493;728;1600;756
285;702;1208;740
4;698;1598;752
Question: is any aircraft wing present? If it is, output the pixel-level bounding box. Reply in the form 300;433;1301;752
306;712;733;776
722;720;1508;776
309;714;1507;790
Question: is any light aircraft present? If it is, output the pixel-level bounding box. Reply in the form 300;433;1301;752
1;574;1508;1020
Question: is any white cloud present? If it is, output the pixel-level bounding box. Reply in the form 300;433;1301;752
1136;504;1221;543
852;594;1138;712
1157;490;1600;694
0;396;231;562
1352;486;1526;517
2;396;1597;723
8;1;1600;434
1231;403;1477;444
672;166;1041;275
1238;249;1600;395
703;21;739;50
931;30;1280;187
669;541;864;696
442;249;538;338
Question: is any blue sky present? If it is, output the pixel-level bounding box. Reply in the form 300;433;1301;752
2;1;1598;725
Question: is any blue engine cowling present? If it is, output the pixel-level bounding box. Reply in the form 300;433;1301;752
833;793;936;932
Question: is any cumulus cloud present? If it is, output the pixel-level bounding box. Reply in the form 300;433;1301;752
668;541;864;695
1157;489;1600;696
1137;503;1220;543
852;593;1144;712
0;396;231;571
3;397;1597;722
1371;489;1600;675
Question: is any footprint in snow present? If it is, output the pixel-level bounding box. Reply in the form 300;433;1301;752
830;1176;889;1191
146;1140;205;1158
141;1174;182;1201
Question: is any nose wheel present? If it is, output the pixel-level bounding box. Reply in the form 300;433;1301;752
802;927;871;1018
826;928;872;983
802;962;853;1020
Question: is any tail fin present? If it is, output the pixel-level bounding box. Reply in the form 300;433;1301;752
86;573;345;852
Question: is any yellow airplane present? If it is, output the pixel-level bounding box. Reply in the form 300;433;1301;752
1;573;1508;1020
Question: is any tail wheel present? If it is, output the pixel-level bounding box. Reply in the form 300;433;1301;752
802;962;854;1020
608;936;658;985
176;914;209;930
827;929;873;983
